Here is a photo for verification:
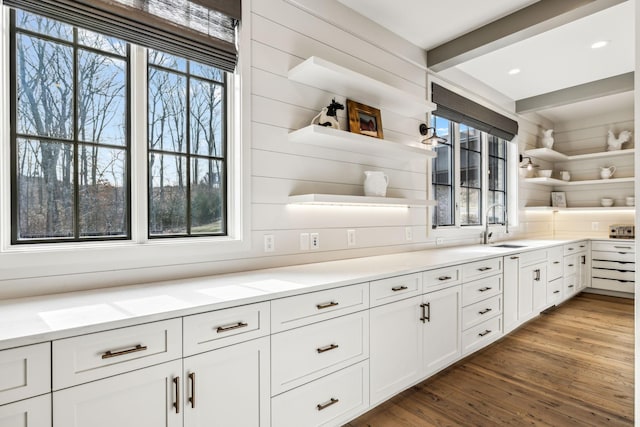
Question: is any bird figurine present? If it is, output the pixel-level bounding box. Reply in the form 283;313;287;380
607;130;632;151
541;129;554;149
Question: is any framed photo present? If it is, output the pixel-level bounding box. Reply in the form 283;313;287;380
346;99;383;139
551;191;567;208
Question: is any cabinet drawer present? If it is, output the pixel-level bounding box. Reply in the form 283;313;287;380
564;254;578;276
53;318;182;390
592;259;635;271
591;277;635;293
271;311;369;396
591;241;635;253
547;246;564;281
183;302;269;356
564;241;588;255
0;343;50;406
592;250;635;263
0;394;51;427
564;274;578;297
462;275;502;307
519;249;547;267
547;278;563;306
370;273;422;307
423;266;461;290
462;258;502;282
271;283;368;333
271;361;369;427
462;294;501;331
462;315;502;355
592;268;635;282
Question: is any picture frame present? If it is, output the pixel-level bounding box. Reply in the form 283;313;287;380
551;191;567;208
346;99;384;139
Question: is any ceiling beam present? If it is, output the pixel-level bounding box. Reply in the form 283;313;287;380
515;72;634;113
427;0;627;72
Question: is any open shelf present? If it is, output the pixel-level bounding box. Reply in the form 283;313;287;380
523;206;635;212
288;194;436;207
288;56;436;117
523;177;635;186
524;147;635;162
289;125;436;160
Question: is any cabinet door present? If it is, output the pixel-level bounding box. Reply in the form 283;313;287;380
0;394;51;427
53;360;182;427
369;295;422;406
578;252;590;291
183;337;270;427
503;255;519;333
532;263;548;312
422;285;461;377
518;264;535;322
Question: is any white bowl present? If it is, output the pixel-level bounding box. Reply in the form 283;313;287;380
600;198;614;207
537;169;552;178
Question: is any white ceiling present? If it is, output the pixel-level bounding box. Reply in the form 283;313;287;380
530;91;634;123
337;0;635;124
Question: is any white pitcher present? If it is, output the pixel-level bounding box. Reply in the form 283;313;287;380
364;171;389;197
599;166;616;179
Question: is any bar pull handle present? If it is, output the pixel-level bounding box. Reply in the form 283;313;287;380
614;246;632;250
553;261;560;264
101;344;147;359
438;275;452;281
510;256;519;260
478;266;492;272
581;256;586;265
567;264;574;267
553;290;560;294
173;376;180;414
317;398;339;411
316;301;339;310
391;285;408;292
568;285;574;288
216;322;248;333
420;302;431;323
618;252;629;255
478;330;491;337
187;372;196;409
478;287;492;292
316;344;339;354
478;308;492;315
567;247;574;251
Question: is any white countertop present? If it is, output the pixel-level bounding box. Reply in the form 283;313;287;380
0;237;618;350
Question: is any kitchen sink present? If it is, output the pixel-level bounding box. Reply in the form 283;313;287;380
491;244;527;248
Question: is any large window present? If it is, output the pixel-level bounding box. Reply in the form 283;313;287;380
431;115;454;227
459;124;482;226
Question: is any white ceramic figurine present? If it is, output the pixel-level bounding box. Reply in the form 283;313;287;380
607;130;632;151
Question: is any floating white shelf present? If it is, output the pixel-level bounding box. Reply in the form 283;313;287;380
288;56;436;117
524;147;635;162
288;194;436;207
523;206;635;212
289;125;436;160
524;177;635;186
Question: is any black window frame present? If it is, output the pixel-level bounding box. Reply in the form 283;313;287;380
431;114;455;228
487;135;507;225
459;123;482;226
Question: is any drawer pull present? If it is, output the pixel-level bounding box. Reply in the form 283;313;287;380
579;245;586;248
317;398;339;411
216;322;248;333
478;330;491;337
188;372;196;409
173;376;180;414
478;287;492;292
614;246;632;250
617;279;633;283
316;343;339;354
553;261;560;264
477;266;492;272
568;285;574;288
101;344;148;359
316;301;339;310
567;264;574;267
510;256;519;260
420;302;431;323
438;275;452;281
553;290;560;294
534;269;541;281
567;247;574;251
392;285;408;292
581;256;586;265
618;252;630;255
478;308;492;315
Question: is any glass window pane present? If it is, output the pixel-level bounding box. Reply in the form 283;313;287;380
432;115;451;145
78;50;127;146
467;151;481;188
460;149;468;187
460;124;480;151
148;69;187;153
17;35;73;139
17;139;74;240
78;29;127;56
467;188;481;225
433;145;451;185
149;153;187;235
190;79;224;157
148;49;187;71
15;10;72;41
190;61;224;83
433;184;453;226
191;158;224;234
78;146;127;237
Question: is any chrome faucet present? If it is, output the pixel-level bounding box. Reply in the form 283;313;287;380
483;203;508;244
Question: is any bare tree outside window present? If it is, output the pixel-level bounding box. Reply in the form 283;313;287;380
12;10;129;242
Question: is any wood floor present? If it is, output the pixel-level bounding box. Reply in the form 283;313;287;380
346;293;634;427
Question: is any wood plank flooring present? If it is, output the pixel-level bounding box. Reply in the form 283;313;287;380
346;293;634;427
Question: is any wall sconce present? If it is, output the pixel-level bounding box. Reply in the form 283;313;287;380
519;155;539;178
419;123;447;146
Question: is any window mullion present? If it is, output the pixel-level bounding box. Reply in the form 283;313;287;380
130;45;148;243
481;133;489;226
453;123;461;227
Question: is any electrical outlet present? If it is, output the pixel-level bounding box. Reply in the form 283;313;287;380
405;227;413;241
310;233;320;250
347;229;356;247
436;237;444;246
299;233;310;250
592;222;599;231
264;234;274;252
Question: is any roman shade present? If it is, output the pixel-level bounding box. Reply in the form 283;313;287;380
3;0;241;72
432;83;519;141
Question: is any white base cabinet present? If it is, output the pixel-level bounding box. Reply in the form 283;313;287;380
0;394;51;427
422;285;461;375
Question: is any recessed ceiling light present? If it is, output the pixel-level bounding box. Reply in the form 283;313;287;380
508;68;521;75
591;40;609;49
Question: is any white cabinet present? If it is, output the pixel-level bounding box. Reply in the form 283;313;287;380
518;261;547;322
0;343;50;406
503;255;519;334
183;337;270;427
369;295;422;405
0;394;51;427
591;240;635;293
53;360;182;427
422;285;461;374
